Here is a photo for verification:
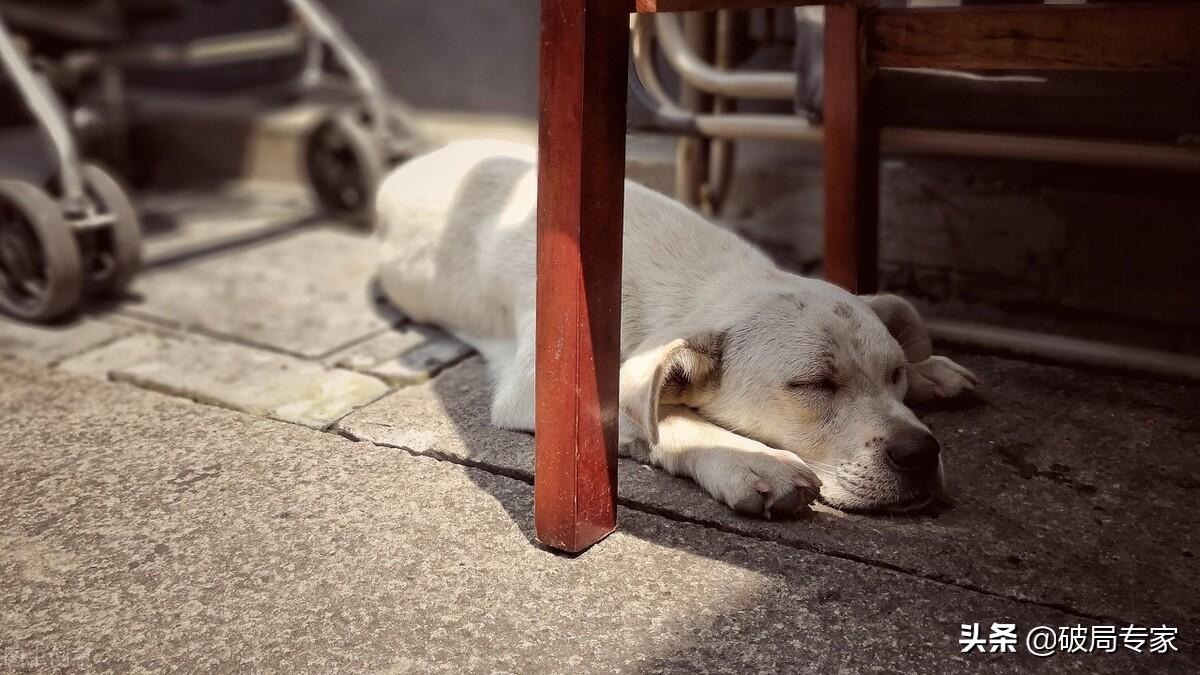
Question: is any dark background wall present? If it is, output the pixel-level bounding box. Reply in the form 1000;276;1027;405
3;1;1197;337
332;0;540;117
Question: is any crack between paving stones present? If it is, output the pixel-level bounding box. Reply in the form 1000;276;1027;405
109;310;477;388
320;351;479;429
332;426;535;485
115;307;447;371
324;387;405;432
115;308;329;361
109;371;302;427
422;349;476;380
44;327;137;368
313;326;400;362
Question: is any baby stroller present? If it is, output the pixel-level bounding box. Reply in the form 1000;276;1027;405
0;0;417;322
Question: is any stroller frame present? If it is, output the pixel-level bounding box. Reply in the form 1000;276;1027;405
0;15;95;220
0;0;416;322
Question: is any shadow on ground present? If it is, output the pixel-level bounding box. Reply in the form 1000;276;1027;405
339;153;1200;667
359;347;1196;671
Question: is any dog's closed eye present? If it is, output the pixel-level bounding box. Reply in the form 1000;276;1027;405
787;377;838;395
890;366;904;385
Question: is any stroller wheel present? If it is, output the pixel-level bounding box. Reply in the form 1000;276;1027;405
304;110;387;225
0;180;84;322
49;165;143;298
80;165;142;297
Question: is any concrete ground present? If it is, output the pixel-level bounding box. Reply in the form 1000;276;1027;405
2;115;1198;671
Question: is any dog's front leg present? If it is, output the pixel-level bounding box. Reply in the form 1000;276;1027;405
621;406;821;519
488;306;537;431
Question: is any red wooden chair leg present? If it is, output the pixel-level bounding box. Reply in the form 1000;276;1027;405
534;0;629;553
823;3;880;295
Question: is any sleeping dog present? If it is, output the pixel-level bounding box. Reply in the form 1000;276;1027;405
376;140;978;518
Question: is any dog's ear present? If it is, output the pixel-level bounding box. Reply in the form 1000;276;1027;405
862;294;932;363
619;332;725;446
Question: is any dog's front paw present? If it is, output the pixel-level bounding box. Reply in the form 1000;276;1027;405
710;449;822;520
905;355;980;403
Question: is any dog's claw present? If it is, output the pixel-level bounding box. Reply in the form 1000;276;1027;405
767;489;803;516
795;472;822;491
796;485;820;506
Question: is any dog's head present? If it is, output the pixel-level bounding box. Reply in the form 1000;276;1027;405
621;284;942;513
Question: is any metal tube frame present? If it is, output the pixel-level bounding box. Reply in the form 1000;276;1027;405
0;16;87;212
703;9;737;215
113;27;307;68
929;319;1200;385
654;13;794;100
674;12;711;208
632;11;1200;382
632;15;824;142
284;0;389;140
631;15;1200;171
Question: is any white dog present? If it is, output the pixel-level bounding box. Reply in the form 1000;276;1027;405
377;140;978;518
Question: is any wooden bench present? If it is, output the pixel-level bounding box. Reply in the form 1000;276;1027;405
533;0;1200;552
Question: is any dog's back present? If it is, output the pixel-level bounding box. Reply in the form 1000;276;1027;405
376;140;538;340
376;139;776;349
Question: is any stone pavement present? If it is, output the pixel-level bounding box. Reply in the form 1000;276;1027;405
2;361;1195;674
1;189;471;433
1;189;1197;673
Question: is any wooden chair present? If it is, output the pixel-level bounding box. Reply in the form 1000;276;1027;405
533;0;1200;552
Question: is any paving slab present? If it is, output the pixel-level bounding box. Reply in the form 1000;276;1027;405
57;331;173;378
2;360;1188;673
325;323;473;386
0;318;131;366
125;228;400;358
338;355;1200;635
59;332;387;429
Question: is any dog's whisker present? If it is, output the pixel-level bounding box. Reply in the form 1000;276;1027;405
797;457;838;469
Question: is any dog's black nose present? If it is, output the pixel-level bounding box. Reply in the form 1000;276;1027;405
885;430;941;476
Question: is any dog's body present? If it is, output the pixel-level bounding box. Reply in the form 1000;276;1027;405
378;140;977;516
